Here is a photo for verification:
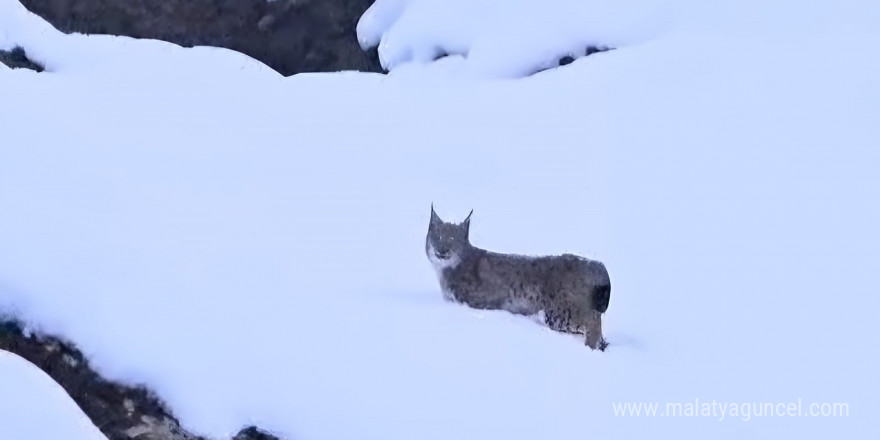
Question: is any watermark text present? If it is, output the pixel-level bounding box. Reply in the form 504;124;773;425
612;398;849;421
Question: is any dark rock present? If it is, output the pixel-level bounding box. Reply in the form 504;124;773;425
19;0;382;76
0;46;45;72
558;55;575;66
557;46;613;68
536;45;613;75
233;426;281;440
585;45;610;57
0;318;233;440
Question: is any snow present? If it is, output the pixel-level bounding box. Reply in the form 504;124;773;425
0;351;107;440
359;0;668;76
0;0;274;78
359;0;880;77
2;0;880;439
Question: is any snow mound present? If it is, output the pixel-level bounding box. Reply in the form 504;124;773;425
358;0;880;77
0;351;107;440
358;0;669;77
0;0;275;78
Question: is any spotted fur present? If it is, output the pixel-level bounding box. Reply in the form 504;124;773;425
426;206;611;350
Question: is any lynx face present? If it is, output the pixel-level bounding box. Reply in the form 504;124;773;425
426;207;472;269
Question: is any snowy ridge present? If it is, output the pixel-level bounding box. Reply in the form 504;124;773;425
358;0;669;77
0;0;274;78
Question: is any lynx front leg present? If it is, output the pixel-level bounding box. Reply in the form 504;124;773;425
584;311;607;351
543;306;574;333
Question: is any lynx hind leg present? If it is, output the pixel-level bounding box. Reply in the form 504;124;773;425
584;310;607;351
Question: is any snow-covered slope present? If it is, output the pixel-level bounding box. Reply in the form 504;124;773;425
2;0;879;439
359;0;880;77
0;351;107;440
0;0;273;78
358;0;666;76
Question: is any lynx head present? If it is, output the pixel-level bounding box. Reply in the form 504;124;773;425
426;205;473;270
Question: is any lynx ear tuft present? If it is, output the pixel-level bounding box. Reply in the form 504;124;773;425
462;209;473;235
430;203;442;225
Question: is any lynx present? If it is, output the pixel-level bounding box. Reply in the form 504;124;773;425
426;206;611;350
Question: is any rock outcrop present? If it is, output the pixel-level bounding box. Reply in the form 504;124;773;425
19;0;381;76
0;319;280;440
0;46;44;72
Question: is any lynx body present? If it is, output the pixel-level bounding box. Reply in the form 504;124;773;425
426;207;611;350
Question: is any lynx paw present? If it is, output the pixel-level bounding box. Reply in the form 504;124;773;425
585;332;608;351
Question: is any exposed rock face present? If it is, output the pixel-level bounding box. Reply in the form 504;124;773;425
0;319;280;440
19;0;382;76
0;46;44;72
